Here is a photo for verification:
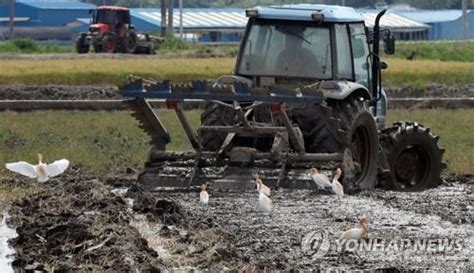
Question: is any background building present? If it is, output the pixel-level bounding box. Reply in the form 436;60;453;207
396;10;474;40
0;1;471;42
0;0;94;40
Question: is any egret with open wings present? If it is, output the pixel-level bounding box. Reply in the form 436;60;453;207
5;153;69;183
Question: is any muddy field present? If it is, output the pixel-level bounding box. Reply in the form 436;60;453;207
1;84;473;101
3;172;473;271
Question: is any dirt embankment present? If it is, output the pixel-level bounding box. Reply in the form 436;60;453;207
0;85;119;100
5;173;473;271
7;175;161;272
0;49;238;61
0;84;473;101
387;84;474;98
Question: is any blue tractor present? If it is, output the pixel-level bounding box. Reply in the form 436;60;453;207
122;4;445;192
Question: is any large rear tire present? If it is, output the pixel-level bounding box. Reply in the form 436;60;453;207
380;122;445;191
121;30;138;54
197;102;273;151
297;96;379;191
198;102;236;151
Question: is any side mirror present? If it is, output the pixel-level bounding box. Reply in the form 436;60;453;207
383;33;395;55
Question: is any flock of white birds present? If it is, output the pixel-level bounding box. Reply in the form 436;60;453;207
6;155;367;255
198;167;368;247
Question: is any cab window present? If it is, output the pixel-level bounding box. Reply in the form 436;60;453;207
350;24;370;87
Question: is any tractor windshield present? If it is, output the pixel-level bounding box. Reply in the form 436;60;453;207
238;19;332;79
94;9;130;24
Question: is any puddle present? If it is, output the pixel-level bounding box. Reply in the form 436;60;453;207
113;187;175;260
0;211;17;273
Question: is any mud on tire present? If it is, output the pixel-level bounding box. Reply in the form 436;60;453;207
296;96;379;191
380;122;446;191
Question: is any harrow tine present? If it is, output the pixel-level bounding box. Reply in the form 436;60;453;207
187;158;201;188
275;160;288;189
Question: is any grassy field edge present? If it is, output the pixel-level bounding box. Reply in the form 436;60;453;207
0;58;473;88
0;109;472;176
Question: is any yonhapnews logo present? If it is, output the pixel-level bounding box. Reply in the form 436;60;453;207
301;231;463;259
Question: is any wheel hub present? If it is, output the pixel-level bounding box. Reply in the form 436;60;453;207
395;148;418;183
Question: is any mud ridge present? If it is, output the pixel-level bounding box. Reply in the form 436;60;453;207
5;174;473;271
8;178;162;272
1;84;473;101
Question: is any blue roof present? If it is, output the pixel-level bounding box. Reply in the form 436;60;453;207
397;10;473;23
252;4;364;22
17;0;95;10
131;8;248;29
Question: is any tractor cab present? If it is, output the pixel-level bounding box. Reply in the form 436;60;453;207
89;6;132;36
76;5;138;54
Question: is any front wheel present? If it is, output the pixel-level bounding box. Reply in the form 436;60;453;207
380;122;445;191
75;34;89;54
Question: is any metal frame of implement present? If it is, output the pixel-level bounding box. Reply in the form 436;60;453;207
121;76;345;187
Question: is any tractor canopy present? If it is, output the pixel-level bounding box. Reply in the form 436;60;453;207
92;6;131;25
245;4;364;23
237;4;371;88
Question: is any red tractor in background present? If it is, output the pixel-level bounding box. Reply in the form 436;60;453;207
76;6;156;54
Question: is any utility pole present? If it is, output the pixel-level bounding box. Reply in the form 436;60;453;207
167;0;174;35
179;0;183;39
160;0;167;37
9;0;14;40
462;0;469;39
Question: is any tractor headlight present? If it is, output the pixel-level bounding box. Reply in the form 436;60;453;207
245;9;258;18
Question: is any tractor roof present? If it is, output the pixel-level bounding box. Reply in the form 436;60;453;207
97;6;129;11
250;4;364;23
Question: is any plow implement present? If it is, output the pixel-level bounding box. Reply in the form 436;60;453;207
121;76;355;190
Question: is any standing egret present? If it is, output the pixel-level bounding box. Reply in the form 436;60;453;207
253;174;271;196
338;216;369;261
200;183;209;204
307;167;332;190
332;168;344;198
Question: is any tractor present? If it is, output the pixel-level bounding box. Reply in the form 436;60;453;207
76;6;155;54
121;4;445;192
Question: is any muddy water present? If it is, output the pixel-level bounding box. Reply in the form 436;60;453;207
149;182;473;270
6;174;473;271
0;212;17;273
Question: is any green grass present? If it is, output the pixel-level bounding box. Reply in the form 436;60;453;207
391;41;474;62
0;109;472;176
0;110;200;176
0;58;235;85
0;38;74;54
383;58;474;88
0;57;473;88
387;109;473;175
